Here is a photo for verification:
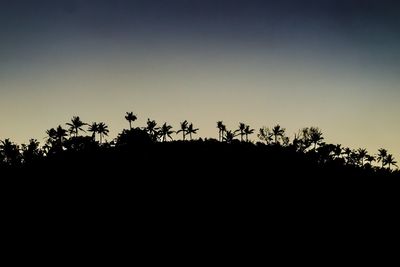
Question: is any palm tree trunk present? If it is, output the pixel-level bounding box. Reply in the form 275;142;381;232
129;121;132;130
100;134;102;144
190;133;192;140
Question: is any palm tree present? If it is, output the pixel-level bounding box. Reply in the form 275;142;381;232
272;124;285;145
384;154;397;171
217;121;226;142
0;139;20;165
309;127;323;150
343;147;353;165
88;122;99;141
333;144;342;159
258;127;273;144
223;130;238;144
187;123;199;140
97;122;109;144
176;120;189;141
66;116;87;137
21;139;43;163
244;125;254;142
46;128;57;144
55;125;67;148
125;112;137;130
377;148;388;168
160;123;174;142
145;119;159;141
365;155;375;166
238;123;246;142
357;148;368;167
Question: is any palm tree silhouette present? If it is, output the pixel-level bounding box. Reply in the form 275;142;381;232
217;121;226;142
21;139;43;163
365;155;375;167
272;125;285;145
187;123;199;140
66;116;87;137
0;139;20;165
258;127;273;144
384;154;397;171
238;123;246;142
88;122;99;141
160;123;174;142
377;148;388;168
125;112;137;130
46;126;67;149
244;125;254;142
97;122;109;144
46;128;57;144
309;127;323;150
55;125;67;148
357;148;368;167
333;144;342;159
145;119;159;141
177;120;189;141
343;147;353;165
223;130;238;144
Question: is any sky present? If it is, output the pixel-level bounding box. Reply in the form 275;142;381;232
1;0;399;159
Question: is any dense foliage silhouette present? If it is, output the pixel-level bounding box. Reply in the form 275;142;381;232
0;113;398;179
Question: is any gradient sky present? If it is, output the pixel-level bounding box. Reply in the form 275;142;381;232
1;0;399;159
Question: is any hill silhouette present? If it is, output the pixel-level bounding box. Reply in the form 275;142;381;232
1;114;398;180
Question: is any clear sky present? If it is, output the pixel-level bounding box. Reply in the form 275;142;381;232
1;0;399;159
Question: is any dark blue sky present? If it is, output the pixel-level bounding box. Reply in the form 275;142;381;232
1;0;400;160
2;0;400;75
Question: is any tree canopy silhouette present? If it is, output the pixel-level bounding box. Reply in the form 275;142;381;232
0;114;398;178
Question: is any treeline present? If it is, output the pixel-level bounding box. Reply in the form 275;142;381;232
0;112;398;177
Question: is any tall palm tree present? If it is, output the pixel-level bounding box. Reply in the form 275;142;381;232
66;116;87;137
160;123;174;142
187;123;199;140
125;112;137;130
244;125;254;142
272;124;285;145
217;121;226;142
97;122;109;144
238;123;246;142
377;148;388;168
309;127;323;150
88;122;99;141
176;120;189;141
384;154;397;171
